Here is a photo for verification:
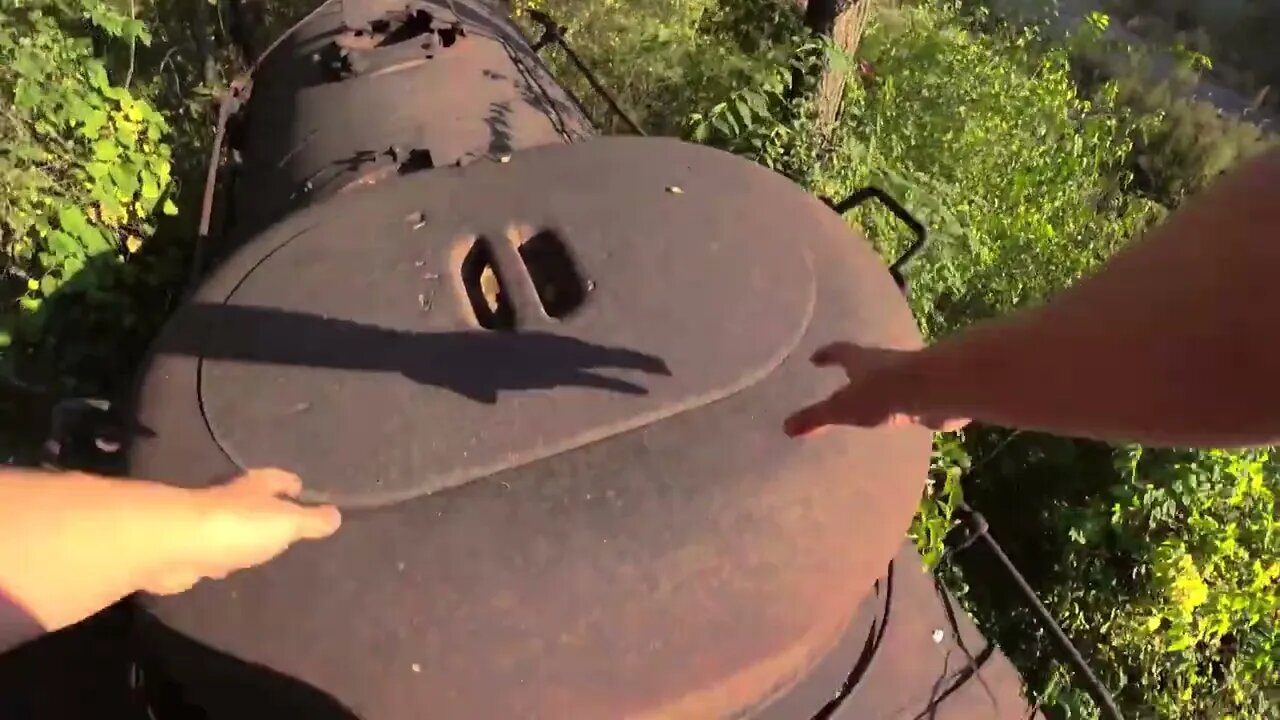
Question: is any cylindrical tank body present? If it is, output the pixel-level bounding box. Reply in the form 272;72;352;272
227;0;592;241
125;2;1035;719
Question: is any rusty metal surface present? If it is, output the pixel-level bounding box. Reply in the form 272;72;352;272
823;545;1042;720
188;140;814;507
131;137;932;718
228;0;592;242
0;546;1039;720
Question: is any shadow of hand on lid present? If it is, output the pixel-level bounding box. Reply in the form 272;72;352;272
159;303;672;404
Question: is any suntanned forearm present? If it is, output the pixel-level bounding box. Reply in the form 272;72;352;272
892;148;1280;447
0;468;192;635
0;467;339;653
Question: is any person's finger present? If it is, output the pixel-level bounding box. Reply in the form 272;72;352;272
292;504;342;540
143;572;201;596
784;395;840;437
811;342;858;369
236;468;304;498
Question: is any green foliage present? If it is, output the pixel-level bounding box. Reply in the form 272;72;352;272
963;438;1280;718
0;0;176;344
0;0;245;464
685;40;822;169
825;4;1158;335
514;0;802;135
1040;447;1280;718
1115;67;1275;206
1013;3;1277;209
913;430;969;568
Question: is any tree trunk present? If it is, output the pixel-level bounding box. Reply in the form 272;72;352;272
803;0;875;132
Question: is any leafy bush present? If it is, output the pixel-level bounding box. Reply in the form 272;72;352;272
515;0;802;135
0;0;241;463
961;435;1280;718
829;5;1162;336
1053;447;1280;718
1114;67;1275;206
0;0;178;350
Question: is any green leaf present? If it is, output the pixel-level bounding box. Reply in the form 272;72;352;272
77;225;111;254
81;109;108;138
140;172;160;200
86;162;110;179
58;206;90;236
743;90;770;118
58;206;110;254
61;256;85;280
40;274;60;295
109;165;140;200
162;198;179;216
149;157;172;181
46;230;84;257
121;18;149;44
93;139;120;161
87;63;110;91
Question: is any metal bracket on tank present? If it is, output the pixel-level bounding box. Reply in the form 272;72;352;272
824;187;929;296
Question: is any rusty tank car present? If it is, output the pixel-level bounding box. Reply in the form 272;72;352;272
1;1;1059;718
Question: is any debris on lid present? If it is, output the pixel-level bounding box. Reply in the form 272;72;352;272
666;185;684;194
498;155;511;164
931;629;946;644
405;211;427;230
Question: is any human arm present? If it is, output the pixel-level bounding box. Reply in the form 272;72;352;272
0;467;340;651
786;149;1280;448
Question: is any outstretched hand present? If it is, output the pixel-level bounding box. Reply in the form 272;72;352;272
783;342;969;437
141;468;342;596
0;468;340;636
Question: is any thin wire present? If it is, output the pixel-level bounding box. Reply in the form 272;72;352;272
948;503;1126;720
525;11;646;135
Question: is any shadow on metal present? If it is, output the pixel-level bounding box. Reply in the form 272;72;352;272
136;611;359;720
157;303;670;404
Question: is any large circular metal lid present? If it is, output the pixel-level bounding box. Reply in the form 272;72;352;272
195;147;812;507
129;137;931;719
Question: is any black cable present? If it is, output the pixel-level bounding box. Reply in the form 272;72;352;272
525;10;647;135
950;503;1125;720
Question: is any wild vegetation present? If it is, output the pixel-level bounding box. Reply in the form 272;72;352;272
2;0;1277;717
